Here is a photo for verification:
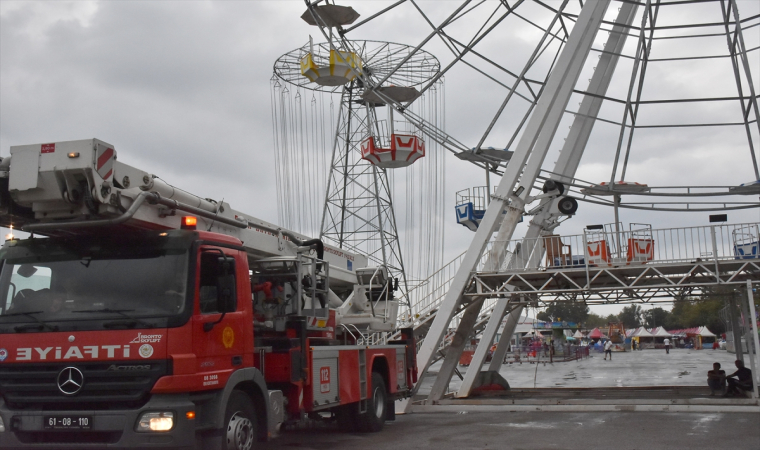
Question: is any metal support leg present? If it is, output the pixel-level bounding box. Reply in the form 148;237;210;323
427;298;485;402
728;292;744;361
489;304;525;371
742;280;759;398
457;296;512;397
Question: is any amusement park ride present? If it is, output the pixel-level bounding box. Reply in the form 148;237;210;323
0;3;758;448
273;0;760;406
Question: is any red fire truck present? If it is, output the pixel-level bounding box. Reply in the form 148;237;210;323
0;139;416;449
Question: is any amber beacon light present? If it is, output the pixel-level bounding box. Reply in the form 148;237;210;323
181;216;198;230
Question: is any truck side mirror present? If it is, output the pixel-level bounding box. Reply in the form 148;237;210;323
216;257;237;313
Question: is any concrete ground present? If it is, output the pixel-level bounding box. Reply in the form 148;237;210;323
260;411;760;450
419;347;753;392
260;349;759;449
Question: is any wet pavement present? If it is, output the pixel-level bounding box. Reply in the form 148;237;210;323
260;411;760;450
259;349;759;449
421;347;751;392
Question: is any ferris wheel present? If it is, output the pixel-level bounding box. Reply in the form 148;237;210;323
276;0;759;317
289;0;760;402
298;0;760;214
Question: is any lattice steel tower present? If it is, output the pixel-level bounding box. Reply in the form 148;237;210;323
272;33;442;311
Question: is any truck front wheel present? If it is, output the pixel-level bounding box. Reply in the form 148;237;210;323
356;372;387;432
223;391;257;450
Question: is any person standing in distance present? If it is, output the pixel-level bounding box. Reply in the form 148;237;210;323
604;340;613;360
663;337;671;354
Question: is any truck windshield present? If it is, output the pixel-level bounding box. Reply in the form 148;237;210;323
0;231;194;330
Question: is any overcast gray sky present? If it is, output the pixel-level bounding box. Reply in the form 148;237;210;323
2;0;759;316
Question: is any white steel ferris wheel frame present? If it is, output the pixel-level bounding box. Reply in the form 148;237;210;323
301;0;760;403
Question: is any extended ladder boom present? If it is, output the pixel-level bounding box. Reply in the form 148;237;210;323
0;139;365;285
0;138;403;332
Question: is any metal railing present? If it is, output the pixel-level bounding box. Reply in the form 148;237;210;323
385;222;758;349
506;343;590;364
405;251;467;322
480;222;760;272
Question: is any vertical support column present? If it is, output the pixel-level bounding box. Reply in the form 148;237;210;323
744;280;759;396
728;291;744;361
710;226;721;283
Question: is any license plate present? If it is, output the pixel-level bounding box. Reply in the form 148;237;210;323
43;415;92;430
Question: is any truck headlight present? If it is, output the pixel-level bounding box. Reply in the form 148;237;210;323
136;412;174;432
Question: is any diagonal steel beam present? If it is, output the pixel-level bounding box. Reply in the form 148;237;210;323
416;0;612;403
468;0;640;398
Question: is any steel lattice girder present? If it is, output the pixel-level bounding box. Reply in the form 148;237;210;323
467;260;760;302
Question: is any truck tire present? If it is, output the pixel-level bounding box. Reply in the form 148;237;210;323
223;391;257;450
356;372;387;432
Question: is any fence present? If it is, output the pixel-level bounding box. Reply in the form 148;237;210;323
394;222;758;347
480;222;760;272
505;343;590;364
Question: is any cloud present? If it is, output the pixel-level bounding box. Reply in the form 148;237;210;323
2;0;759;315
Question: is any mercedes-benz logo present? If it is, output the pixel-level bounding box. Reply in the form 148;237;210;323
57;367;84;395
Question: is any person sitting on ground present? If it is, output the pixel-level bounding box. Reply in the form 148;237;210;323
725;360;753;397
604;340;613;360
707;362;726;396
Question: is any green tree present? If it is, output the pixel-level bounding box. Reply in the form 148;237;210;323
643;307;670;329
665;289;745;334
618;305;642;328
604;314;620;324
585;313;609;328
536;302;589;324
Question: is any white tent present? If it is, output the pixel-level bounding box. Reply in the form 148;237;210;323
651;327;672;337
573;330;583;339
632;327;655;349
697;326;716;337
633;327;654;337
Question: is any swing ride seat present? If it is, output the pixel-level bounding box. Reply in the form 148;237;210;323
300;49;362;86
360;134;425;169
